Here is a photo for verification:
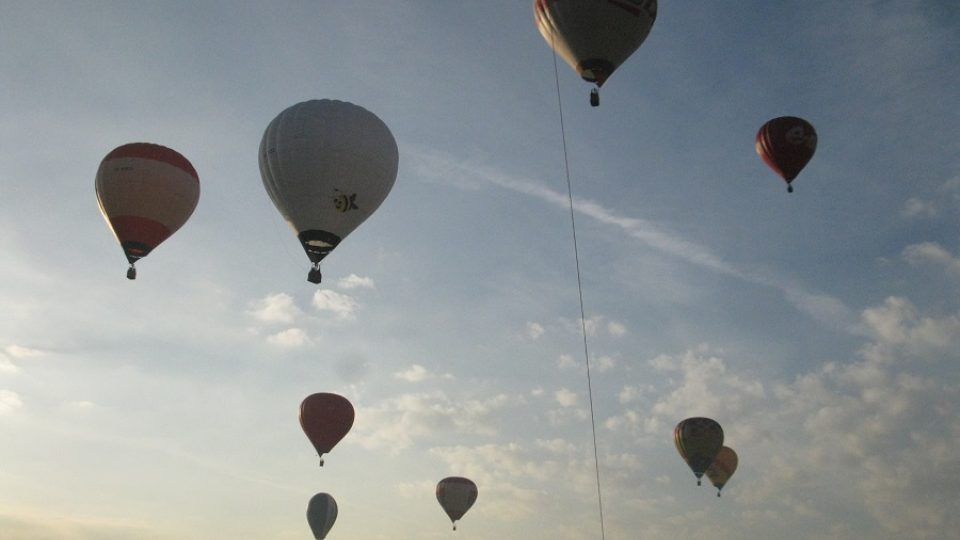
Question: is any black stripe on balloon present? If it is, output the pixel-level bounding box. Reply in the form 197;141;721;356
297;230;342;264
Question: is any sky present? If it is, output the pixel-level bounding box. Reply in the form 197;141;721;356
1;1;958;539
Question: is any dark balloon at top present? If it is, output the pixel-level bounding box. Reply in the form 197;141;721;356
756;116;817;192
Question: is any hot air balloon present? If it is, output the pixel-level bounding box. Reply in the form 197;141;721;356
705;446;738;497
756;116;817;193
300;393;355;466
674;417;724;485
436;477;477;531
306;493;338;539
95;142;200;279
259;99;399;283
534;0;657;106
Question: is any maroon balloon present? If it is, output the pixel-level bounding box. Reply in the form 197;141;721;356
755;116;817;192
299;393;354;466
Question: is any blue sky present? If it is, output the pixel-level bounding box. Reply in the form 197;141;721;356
1;2;958;539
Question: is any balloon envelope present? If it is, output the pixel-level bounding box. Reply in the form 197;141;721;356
306;493;338;539
436;477;478;529
705;446;739;496
674;417;724;483
755;116;817;188
300;393;355;465
534;0;657;87
259;99;399;283
95;142;200;278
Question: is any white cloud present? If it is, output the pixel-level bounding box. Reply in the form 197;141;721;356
783;286;856;329
557;353;577;370
60;400;96;414
618;385;642;403
647;347;767;425
583;317;599;337
246;293;301;324
0;390;23;415
312;289;358;320
394;364;432;382
554;388;578;407
900;197;937;219
941;176;960;194
4;345;45;358
595;355;617;372
620;295;960;539
859;297;960;359
525;321;545;340
607;321;627;337
352;392;517;451
903;242;960;275
536;438;577;455
0;356;19;374
337;273;375;289
266;328;310;347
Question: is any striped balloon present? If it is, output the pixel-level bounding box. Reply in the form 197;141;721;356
756;116;817;192
306;493;338;540
95;143;199;279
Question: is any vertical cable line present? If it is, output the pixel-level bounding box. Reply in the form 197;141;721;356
550;45;607;540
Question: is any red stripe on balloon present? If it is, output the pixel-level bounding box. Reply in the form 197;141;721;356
108;215;172;250
104;143;198;181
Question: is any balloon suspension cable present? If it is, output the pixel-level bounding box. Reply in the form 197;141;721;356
550;42;607;540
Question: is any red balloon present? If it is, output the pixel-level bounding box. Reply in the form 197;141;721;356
755;116;817;192
299;393;354;466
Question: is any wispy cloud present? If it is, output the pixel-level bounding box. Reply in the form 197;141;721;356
4;345;45;359
0;390;23;415
406;146;853;328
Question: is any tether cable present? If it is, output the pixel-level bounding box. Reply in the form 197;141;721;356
550;42;607;540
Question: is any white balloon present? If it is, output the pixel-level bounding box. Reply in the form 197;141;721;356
259;99;399;283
